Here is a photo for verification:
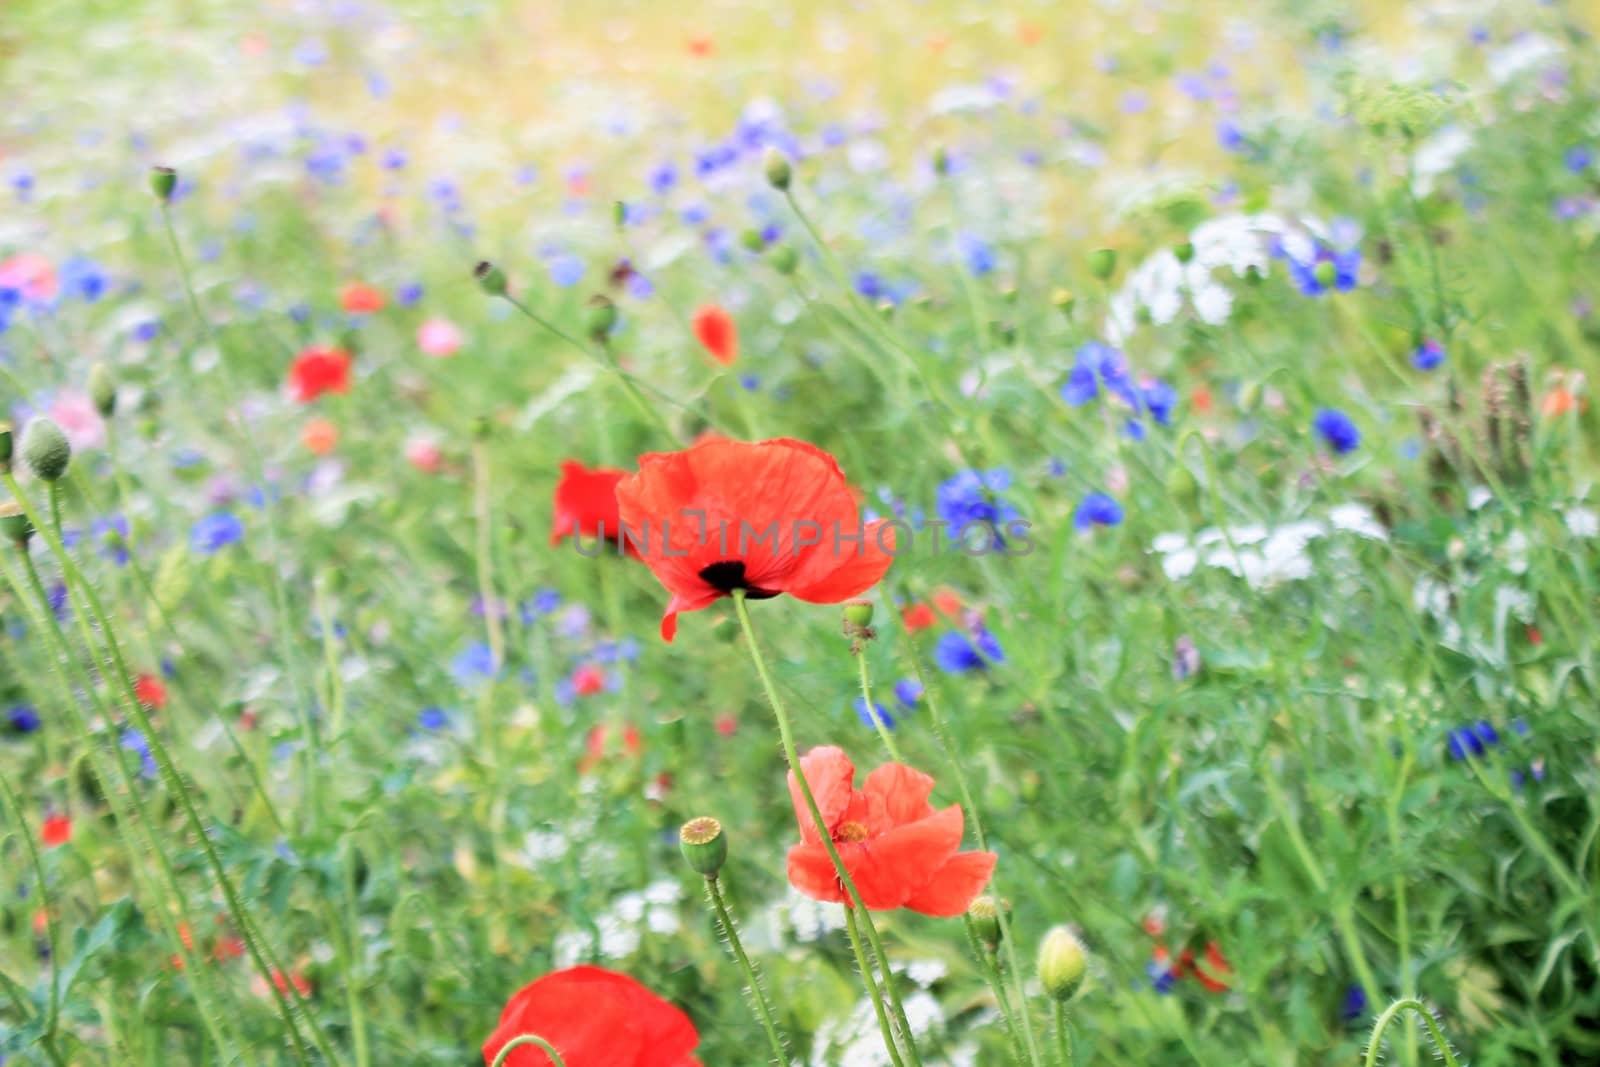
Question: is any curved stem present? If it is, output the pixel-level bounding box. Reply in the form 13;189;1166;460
856;646;903;762
730;591;923;1066
846;905;907;1067
705;877;789;1065
1363;999;1462;1067
490;1034;567;1067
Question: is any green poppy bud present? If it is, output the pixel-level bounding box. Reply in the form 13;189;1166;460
21;418;71;482
763;147;792;191
0;501;31;548
89;363;117;418
1174;241;1196;264
1051;288;1076;316
1088;248;1118;282
584;296;618;341
679;817;728;878
1038;926;1089;1001
150;166;177;203
0;422;12;472
968;895;1010;949
473;261;508;297
740;229;766;253
770;245;799;276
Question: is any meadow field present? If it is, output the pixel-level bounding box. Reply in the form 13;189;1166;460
2;0;1600;1063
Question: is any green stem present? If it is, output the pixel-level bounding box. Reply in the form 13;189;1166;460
730;591;923;1066
491;1034;567;1067
0;770;69;1067
1363;999;1462;1067
1052;1001;1075;1067
856;645;903;762
846;905;908;1067
705;877;789;1065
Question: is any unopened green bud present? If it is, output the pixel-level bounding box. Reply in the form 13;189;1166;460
1051;288;1076;315
0;423;12;472
968;895;1010;949
933;145;950;177
150;166;177;203
763;147;792;191
21;418;71;482
613;201;627;230
1244;264;1264;287
89;363;116;417
1038;926;1089;1001
740;229;766;253
770;245;799;275
0;501;31;548
679;816;728;878
1088;248;1118;282
1174;241;1196;264
1237;381;1262;414
842;599;875;629
584;296;618;341
1313;259;1339;290
473;261;508;296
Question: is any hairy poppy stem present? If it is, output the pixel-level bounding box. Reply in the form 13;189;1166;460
490;1034;567;1067
846;904;908;1067
704;877;790;1065
730;591;924;1067
1363;999;1462;1067
1051;1002;1075;1067
855;647;903;762
0;770;68;1067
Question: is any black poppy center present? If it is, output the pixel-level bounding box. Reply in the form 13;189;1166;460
698;560;778;598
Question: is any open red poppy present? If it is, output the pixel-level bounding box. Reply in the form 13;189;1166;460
339;282;386;314
551;460;636;557
482;966;701;1067
691;304;737;365
288;346;351;403
786;746;996;916
614;437;894;641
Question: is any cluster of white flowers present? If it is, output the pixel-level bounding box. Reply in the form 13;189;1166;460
808;958;980;1067
1150;503;1389;587
552;878;683;966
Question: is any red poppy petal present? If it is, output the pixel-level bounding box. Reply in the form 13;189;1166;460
786;518;895;604
851;805;966;909
786;842;848;904
861;762;938;827
659;589;721;643
788;746;856;840
902;850;998;917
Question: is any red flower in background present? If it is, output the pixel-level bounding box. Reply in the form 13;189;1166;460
691;305;737;365
288;346;351;403
614;437;894;641
41;813;72;849
135;673;167;710
786;746;996;916
339;282;386;314
901;589;963;632
483;965;701;1067
571;664;605;696
551;461;635;556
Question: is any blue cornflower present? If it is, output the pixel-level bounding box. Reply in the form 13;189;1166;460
92;514;130;565
380;148;407;170
959;233;996;276
1312;409;1361;454
7;705;40;734
1142;381;1178;425
1412;339;1446;371
60;257;107;302
1342;985;1368;1022
893;679;923;708
120;728;157;779
854;271;886;301
190;512;244;554
449;642;499;684
1074;492;1124;530
523;589;561;621
649;160;679;194
855;698;896;730
1216;119;1245;152
935;469;1016;530
1447;720;1500;760
131;318;159;342
417;707;449;731
934;629;1004;673
1565;145;1594;174
1061;342;1139;409
547;254;584;288
49;582;69;621
1281;241;1360;296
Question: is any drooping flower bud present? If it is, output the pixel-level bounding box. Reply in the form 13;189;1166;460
763;147;792;191
968;895;1010;949
0;501;31;548
1088;248;1118;282
679;817;728;878
89;363;117;417
613;200;627;230
1038;926;1089;1001
770;245;799;276
150;166;177;203
21;419;71;482
585;296;618;341
473;261;508;297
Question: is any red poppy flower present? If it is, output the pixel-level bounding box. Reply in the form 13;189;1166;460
41;813;72;849
786;746;996;916
288;346;352;403
614;438;894;641
901;590;963;632
483;965;701;1067
691;304;737;365
571;664;605;696
339;283;386;314
551;461;635;556
135;673;167;710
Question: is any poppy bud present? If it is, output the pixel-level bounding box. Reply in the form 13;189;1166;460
763;147;792;191
770;245;799;276
1174;241;1196;264
150;166;177;203
1038;926;1089;1001
968;895;1010;949
1051;289;1076;316
1313;260;1338;290
1237;381;1262;414
0;423;12;472
842;599;874;629
740;229;766;253
1244;265;1264;287
999;283;1019;305
933;145;950;177
679;816;727;878
0;501;31;548
878;300;896;320
1088;248;1117;282
473;261;508;297
585;296;618;341
613;200;627;230
89;363;117;417
21;418;71;482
